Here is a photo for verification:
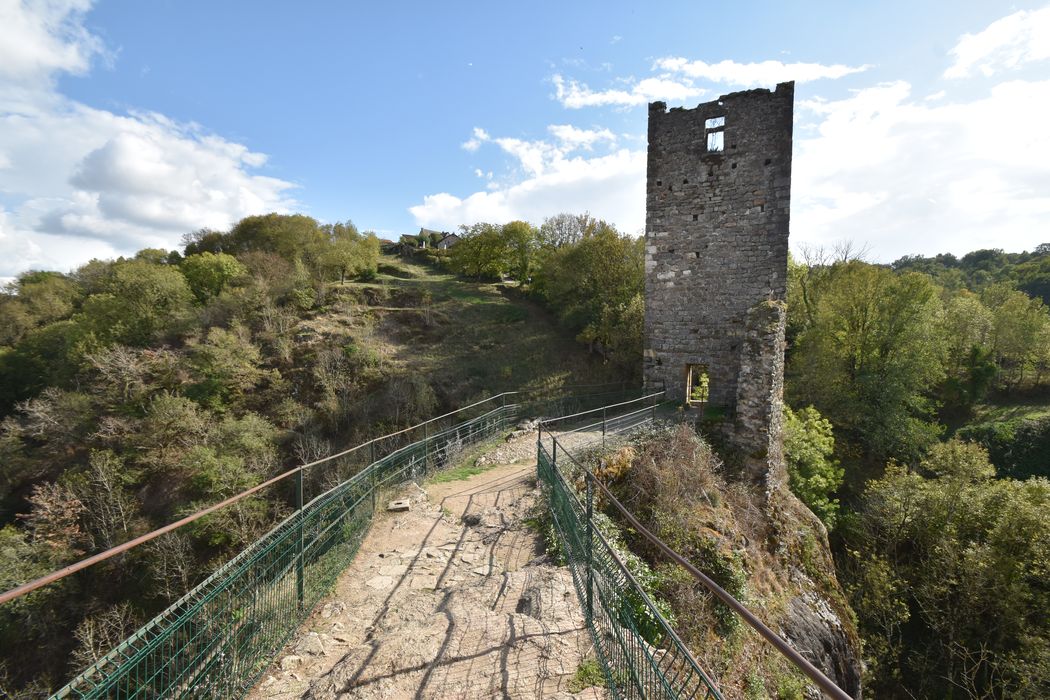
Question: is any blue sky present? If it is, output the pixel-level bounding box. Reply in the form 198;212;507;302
1;1;1049;279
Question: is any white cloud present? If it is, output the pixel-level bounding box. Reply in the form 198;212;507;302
945;6;1050;78
0;0;105;84
552;73;706;108
552;55;866;110
794;80;1050;259
547;124;616;150
411;126;644;232
0;0;296;278
654;57;870;87
421;76;1050;261
461;127;489;152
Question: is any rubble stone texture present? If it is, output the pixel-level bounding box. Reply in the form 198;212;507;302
643;82;793;484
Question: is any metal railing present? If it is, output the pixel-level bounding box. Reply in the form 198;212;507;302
537;392;724;700
0;383;644;699
538;396;855;700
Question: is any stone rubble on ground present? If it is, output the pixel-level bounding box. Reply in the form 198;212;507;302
246;440;605;700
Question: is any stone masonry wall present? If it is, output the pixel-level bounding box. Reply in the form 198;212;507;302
733;300;787;486
643;82;793;480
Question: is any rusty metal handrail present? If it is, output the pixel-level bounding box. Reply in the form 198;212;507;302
547;422;855;700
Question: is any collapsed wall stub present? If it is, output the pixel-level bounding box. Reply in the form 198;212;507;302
643;82;793;483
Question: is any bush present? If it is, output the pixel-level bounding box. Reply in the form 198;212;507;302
958;415;1050;479
784;406;844;528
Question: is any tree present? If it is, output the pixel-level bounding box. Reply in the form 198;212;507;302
179;252;247;302
448;223;510;279
538;212;593;247
226;213;327;265
181;228;227;256
784;406;844;528
187;324;273;410
321;222;379;283
788;262;946;463
938;291;997;414
982;284;1050;387
846;440;1050;698
576;294;644;376
532;224;643;333
0;271;82;346
501;220;539;281
81;259;193;346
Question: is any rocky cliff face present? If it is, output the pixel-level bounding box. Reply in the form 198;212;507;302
600;424;862;699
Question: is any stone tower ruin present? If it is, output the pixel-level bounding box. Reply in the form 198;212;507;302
643;82;793;483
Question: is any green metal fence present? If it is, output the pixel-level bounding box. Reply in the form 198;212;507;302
537;396;724;700
46;384;647;699
53;405;508;698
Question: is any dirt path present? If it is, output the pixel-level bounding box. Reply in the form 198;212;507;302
248;437;603;699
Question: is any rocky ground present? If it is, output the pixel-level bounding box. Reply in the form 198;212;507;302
247;433;605;700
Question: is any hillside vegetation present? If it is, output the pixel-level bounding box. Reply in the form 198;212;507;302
413;219;1050;698
0;215;625;696
1;208;1048;698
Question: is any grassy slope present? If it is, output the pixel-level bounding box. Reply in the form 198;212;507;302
967;397;1050;429
308;254;627;408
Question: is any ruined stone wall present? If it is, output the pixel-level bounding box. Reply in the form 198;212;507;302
643;82;793;481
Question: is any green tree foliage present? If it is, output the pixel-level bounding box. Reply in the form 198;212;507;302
500;220;539;281
892;244;1050;305
982;283;1050;387
179;252;247;302
81;259;193;345
938;291;998;414
958;415;1050;480
321;221;380;282
225;213;327;263
784;406;844;528
181;228;227;256
186;324;276;410
181;215;379;286
0;271;82;346
789;261;946;463
447;223;510;279
531;222;643;373
846;440;1050;697
538;212;595;247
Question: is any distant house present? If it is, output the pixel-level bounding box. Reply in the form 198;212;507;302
436;233;460;249
418;227;446;248
378;238;398;253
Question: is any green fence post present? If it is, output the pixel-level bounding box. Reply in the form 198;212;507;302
295;467;305;609
423;421;429;474
370;441;377;513
585;476;594;624
602;406;607;449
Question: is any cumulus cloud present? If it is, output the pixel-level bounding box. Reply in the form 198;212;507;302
0;0;296;279
552;74;706;108
0;0;105;84
461;127;489;152
654;57;871;87
411;126;644;232
421;10;1049;261
547;124;616;150
419;76;1050;261
794;79;1050;259
945;5;1050;78
552;55;867;110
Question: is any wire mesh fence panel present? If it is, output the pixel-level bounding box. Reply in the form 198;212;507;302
48;384;650;700
537;401;724;700
55;402;519;700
